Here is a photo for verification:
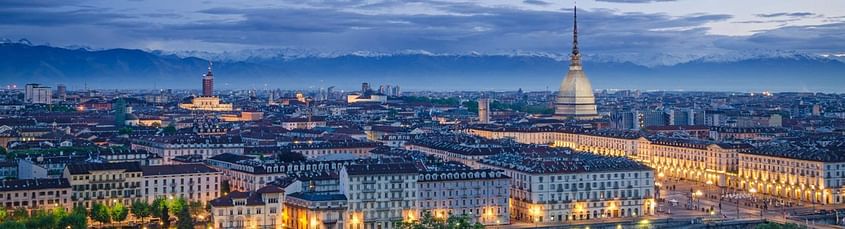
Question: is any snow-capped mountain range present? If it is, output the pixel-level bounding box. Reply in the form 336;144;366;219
1;39;844;92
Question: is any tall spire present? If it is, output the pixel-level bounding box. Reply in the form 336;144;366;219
207;61;213;74
572;3;579;56
569;2;582;69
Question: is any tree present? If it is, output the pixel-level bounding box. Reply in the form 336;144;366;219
10;208;27;221
60;206;88;229
151;198;166;219
0;206;6;222
119;126;134;135
189;201;205;218
177;205;194;229
131;201;152;224
396;212;482;229
91;203;112;226
0;221;25;229
161;205;171;228
755;222;805;229
26;210;60;229
163;125;177;134
168;197;188;215
111;202;129;224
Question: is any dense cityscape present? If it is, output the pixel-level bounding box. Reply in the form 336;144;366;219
3;1;845;229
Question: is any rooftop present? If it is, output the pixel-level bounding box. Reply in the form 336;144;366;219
66;162;142;175
344;162;421;175
480;149;651;174
287;191;347;202
0;178;70;192
743;140;845;162
141;164;219;176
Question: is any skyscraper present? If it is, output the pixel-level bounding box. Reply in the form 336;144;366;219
554;6;599;120
56;84;67;100
361;82;370;92
202;61;214;97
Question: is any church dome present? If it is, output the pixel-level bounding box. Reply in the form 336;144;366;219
552;4;599;120
557;69;595;101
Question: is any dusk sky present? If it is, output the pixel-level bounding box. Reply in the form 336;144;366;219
2;0;844;66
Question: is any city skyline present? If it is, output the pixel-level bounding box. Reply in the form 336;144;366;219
3;0;844;64
2;0;845;92
2;1;845;229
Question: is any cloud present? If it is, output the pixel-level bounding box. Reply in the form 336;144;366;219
756;12;815;18
595;0;677;3
523;0;551;6
0;0;841;66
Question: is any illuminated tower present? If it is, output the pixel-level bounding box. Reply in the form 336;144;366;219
478;98;490;124
554;5;599;120
202;61;214;97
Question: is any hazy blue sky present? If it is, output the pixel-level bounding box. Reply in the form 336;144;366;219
2;0;844;65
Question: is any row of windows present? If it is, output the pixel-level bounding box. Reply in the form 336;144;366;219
72;172;141;181
0;190;68;199
2;198;68;208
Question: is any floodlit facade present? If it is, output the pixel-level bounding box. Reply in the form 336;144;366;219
0;178;72;213
478;151;655;224
417;170;511;226
339;163;419;229
64;162;144;208
737;144;845;205
210;186;286;229
141;164;222;204
638;137;750;188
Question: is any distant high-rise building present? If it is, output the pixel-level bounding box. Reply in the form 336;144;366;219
56;84;67;100
202;61;214;96
554;6;599;120
641;110;669;128
392;85;401;96
361;82;370;92
611;111;639;130
478;98;490;124
326;86;335;100
24;83;52;104
378;85;390;94
669;108;703;126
